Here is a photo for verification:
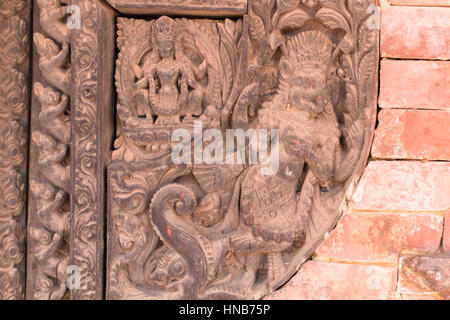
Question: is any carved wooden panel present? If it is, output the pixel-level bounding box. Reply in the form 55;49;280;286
0;0;30;300
106;0;379;300
0;0;379;300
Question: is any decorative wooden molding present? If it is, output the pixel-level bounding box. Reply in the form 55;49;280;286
0;0;30;301
106;0;379;300
27;0;71;300
69;0;116;300
106;0;247;16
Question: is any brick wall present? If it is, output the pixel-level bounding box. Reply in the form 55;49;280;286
267;1;450;300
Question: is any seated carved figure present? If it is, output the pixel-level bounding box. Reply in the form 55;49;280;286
148;30;364;299
132;16;205;126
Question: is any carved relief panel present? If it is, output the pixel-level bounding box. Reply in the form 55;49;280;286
0;0;378;300
106;0;379;300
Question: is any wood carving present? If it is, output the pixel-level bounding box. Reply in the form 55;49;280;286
107;0;379;300
0;0;29;300
34;82;70;145
69;0;115;300
36;0;70;44
28;0;71;300
106;0;247;16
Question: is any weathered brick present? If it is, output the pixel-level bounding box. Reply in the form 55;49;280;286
398;255;450;299
388;0;450;6
350;161;450;211
315;213;443;264
372;109;450;160
381;6;450;59
444;210;450;253
379;60;450;110
265;261;397;300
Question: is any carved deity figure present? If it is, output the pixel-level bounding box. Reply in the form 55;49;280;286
133;16;206;126
226;31;342;288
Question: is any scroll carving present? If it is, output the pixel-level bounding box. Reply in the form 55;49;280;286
28;0;71;300
70;0;116;299
0;0;30;300
107;0;379;300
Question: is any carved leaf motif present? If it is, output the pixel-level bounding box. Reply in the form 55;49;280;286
359;22;376;53
277;8;310;31
315;7;350;32
277;0;299;14
358;50;376;81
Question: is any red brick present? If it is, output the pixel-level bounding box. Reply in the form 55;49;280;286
389;0;450;6
315;213;443;264
398;255;450;299
350;161;450;211
379;60;450;110
381;6;450;59
265;261;397;300
444;210;450;252
372;109;450;160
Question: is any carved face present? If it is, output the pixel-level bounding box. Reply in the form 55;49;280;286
33;33;59;57
34;83;61;105
157;39;174;59
290;68;327;104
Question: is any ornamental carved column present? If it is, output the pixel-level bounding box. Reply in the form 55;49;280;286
0;0;31;300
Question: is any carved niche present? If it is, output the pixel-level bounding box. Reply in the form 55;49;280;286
107;0;379;299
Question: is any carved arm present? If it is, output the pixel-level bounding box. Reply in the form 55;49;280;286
39;143;67;166
177;67;189;110
39;94;68;121
38;233;64;264
50;42;69;67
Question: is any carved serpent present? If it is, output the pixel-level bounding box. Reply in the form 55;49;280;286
150;184;223;299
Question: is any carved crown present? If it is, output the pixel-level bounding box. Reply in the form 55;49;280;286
155;16;176;42
284;31;334;70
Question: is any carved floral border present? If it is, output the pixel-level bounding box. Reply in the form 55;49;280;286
0;0;30;300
